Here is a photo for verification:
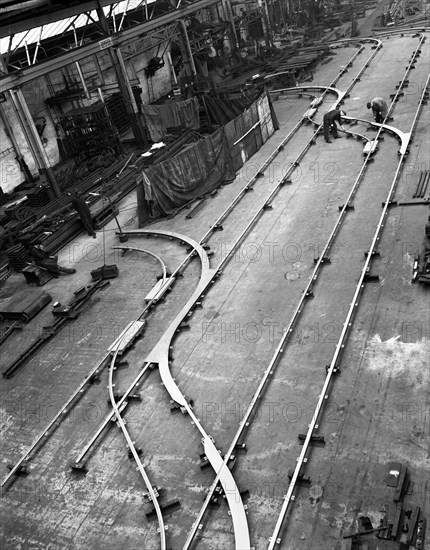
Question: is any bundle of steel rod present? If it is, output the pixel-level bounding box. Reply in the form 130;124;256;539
413;170;430;199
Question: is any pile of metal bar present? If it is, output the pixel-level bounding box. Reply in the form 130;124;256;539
2;279;107;379
1;132;203;270
413;170;429;199
264;45;330;77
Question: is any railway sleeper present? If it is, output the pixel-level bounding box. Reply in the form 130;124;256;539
213;482;250;502
325;364;341;374
171;398;194;414
51;306;79;319
208;495;222;509
287;468;311;486
146;498;181;521
69;462;88;474
107;392;141;403
222;490;250;505
88;373;101;384
226;455;238;471
364;270;380;282
338;204;355;211
235;443;247;453
156;271;172;280
6;463;29;477
127;447;142;460
143;486;162;501
176;321;190;333
364;250;381;257
297;433;325;447
199;454;211;470
113;360;129;370
313;256;331;264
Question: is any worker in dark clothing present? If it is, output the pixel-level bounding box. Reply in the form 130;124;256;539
323;109;346;143
367;97;388;123
70;190;96;238
30;243;76;277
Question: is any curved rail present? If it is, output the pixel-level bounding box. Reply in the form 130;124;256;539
343;116;411;153
126;230;251;549
121;39;384;550
68;35;386;549
1;37;373;489
108;341;167;549
112;246;168;283
267;36;427;549
1;32;392;550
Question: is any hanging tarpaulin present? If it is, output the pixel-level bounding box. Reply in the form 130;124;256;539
138;90;277;221
257;93;274;142
225;89;275;171
141;128;231;217
141;97;200;141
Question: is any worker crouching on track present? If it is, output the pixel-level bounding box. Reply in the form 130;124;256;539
323;109;346;143
367;97;388;123
30;242;76;278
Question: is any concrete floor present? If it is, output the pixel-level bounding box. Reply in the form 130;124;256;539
1;25;429;550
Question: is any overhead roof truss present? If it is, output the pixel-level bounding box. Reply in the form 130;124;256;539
0;0;220;91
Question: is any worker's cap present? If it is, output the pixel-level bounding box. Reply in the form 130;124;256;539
366;102;371;109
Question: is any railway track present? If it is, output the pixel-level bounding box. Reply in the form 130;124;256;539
1;30;428;550
1;36;375;493
90;32;427;549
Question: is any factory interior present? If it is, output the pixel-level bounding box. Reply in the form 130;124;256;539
0;0;429;549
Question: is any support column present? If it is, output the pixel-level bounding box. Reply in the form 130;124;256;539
222;0;240;59
258;0;273;47
9;89;60;197
97;7;147;147
112;46;147;146
0;53;59;196
0;101;33;184
180;19;197;76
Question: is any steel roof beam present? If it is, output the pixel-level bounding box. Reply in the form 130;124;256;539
0;0;219;92
0;0;117;38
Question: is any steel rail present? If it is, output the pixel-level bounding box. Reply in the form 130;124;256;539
113;245;168;289
267;44;428;550
108;339;166;549
0;352;109;488
372;27;428;37
118;101;361;546
6;80;309;489
62;36;381;549
45;40;374;482
176;33;418;548
68;39;375;527
181;39;387;550
138;231;250;549
129;39;383;550
71;247;168;468
197;43;374;248
1;37;381;546
2;253;168;487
